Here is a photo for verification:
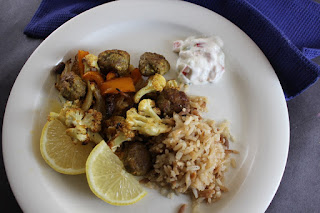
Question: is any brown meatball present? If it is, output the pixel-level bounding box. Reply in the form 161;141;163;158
122;142;152;176
156;88;190;116
98;49;130;76
139;52;170;76
55;70;86;101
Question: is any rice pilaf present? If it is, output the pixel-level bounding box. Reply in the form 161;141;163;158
148;97;234;204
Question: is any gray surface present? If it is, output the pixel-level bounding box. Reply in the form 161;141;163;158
1;0;320;212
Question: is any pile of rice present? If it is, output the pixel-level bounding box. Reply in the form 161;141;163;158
147;96;235;205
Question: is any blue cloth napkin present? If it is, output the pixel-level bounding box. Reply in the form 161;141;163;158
24;0;320;100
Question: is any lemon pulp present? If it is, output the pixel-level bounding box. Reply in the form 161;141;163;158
86;141;146;205
40;119;94;175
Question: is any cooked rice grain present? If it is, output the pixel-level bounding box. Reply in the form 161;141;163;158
148;113;233;203
189;96;208;112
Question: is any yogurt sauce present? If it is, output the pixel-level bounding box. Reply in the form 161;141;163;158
173;36;225;85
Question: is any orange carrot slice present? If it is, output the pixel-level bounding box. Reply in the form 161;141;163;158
106;72;117;81
82;71;104;87
130;68;142;84
100;77;135;95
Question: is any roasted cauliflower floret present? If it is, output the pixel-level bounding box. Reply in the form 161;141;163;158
138;99;161;121
165;80;179;90
49;102;102;143
134;73;166;103
66;108;102;143
108;132;132;152
65;108;102;131
65;125;88;143
48;101;81;123
126;99;171;136
103;116;135;152
82;109;103;132
65;108;84;127
83;53;100;73
104;116;135;139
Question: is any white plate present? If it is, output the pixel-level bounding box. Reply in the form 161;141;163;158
3;1;289;213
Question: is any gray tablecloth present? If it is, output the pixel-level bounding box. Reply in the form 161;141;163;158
1;0;320;212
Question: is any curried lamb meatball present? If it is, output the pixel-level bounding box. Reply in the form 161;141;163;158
55;70;86;101
156;88;190;116
139;52;170;76
98;49;130;76
121;142;152;176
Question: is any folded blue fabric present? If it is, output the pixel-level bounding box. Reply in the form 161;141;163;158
24;0;107;38
24;0;320;100
303;48;320;60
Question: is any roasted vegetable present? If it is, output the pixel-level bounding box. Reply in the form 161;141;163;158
49;102;102;143
165;80;179;90
81;82;94;111
64;108;102;143
77;50;89;76
106;72;117;81
83;53;100;73
103;116;135;152
82;71;104;87
138;99;161;121
48;100;81;123
100;77;136;95
126;99;171;136
134;73;166;103
91;83;106;115
130;68;142;85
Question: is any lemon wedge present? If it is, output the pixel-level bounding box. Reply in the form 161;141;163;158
86;141;147;205
40;119;94;175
